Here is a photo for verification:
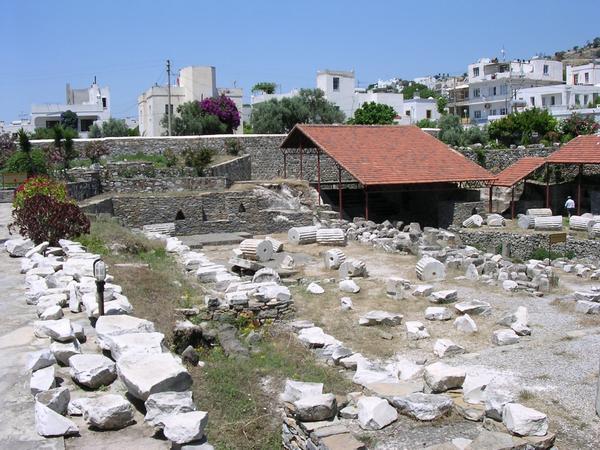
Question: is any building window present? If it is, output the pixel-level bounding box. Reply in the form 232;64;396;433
500;85;508;95
474;110;481;119
473;67;480;77
45;120;60;128
575;94;580;105
80;119;95;132
405;110;411;116
574;74;579;84
491;86;497;96
530;97;535;106
551;96;555;106
490;109;497;116
333;77;340;91
473;88;480;97
584;95;589;105
426;110;432;119
543;64;549;75
164;104;174;115
542;97;546;107
102;98;107;108
585;73;590;83
500;108;507;115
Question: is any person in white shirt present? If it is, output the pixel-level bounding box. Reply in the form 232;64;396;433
565;196;575;217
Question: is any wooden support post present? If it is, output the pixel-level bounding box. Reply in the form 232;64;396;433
577;164;583;215
511;186;515;219
488;186;493;213
364;187;369;221
317;150;321;206
299;144;303;180
545;164;550;209
283;153;287;179
338;166;343;220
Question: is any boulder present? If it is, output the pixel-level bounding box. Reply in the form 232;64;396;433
406;321;430;340
391;393;453;421
50;340;81;365
484;388;515;421
492;329;519;346
340;297;353;311
33;318;75;342
116;353;192;401
359;310;403;326
39;305;64;321
30;365;56;394
465;264;479;280
145;391;197;428
339;279;360;293
297;327;341;348
575;300;600;314
430;290;458;304
413;285;434;297
462;374;491;404
455;300;491;316
502;403;548;437
280;380;323;403
433;339;465;358
81;394;135;430
35;401;79;437
69;354;117;389
26;349;57;372
425;307;452;321
5;238;34;257
424;362;466;393
357;396;398;430
162;411;209;445
502;280;519;292
106;332;167;361
454;314;478;334
307;282;325;294
35;386;70;415
252;267;280;284
293;393;337;421
394;358;425;381
95;315;156;350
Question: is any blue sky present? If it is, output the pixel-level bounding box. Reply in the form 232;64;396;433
1;0;598;122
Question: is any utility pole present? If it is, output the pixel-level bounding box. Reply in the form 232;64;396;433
166;59;172;136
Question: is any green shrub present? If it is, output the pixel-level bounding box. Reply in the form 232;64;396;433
13;176;68;209
224;138;243;156
163;148;179;167
3;149;48;175
182;147;214;176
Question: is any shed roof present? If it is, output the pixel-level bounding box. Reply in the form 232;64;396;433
280;125;495;186
546;135;600;164
492;157;547;187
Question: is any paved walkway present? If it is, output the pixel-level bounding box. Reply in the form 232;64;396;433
0;204;64;449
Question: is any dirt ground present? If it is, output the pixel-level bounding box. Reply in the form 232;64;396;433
203;234;600;449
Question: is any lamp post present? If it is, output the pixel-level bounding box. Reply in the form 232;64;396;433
93;258;107;317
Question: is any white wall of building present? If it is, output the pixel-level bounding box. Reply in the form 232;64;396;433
566;62;600;86
516;84;600;113
402;97;440;123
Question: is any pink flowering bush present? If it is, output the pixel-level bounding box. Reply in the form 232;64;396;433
199;95;241;132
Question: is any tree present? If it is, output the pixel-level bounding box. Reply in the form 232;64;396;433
61;110;78;131
402;83;439;100
48;126;79;170
436;97;448;114
160;97;239;136
0;132;16;170
559;113;600;141
251;82;277;94
250;89;345;133
88;123;102;138
349;102;396;125
82;141;109;164
100;118;130;137
182;147;214;176
2;129;47;176
199;95;241;132
488;108;558;146
416;118;437;128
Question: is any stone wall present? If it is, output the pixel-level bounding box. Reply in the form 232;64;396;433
103;176;228;194
66;180;101;201
459;147;555;173
207;154;251;182
458;229;600;260
0;189;13;203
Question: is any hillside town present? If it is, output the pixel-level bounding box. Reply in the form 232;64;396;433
1;3;600;450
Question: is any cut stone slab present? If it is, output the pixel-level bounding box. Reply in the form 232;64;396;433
453;397;485;421
502;403;549;437
465;430;526;450
290;320;314;331
35;401;79;437
26;348;57;372
575;300;600;314
339;353;368;370
455;300;492;316
416;256;446;281
162;411;209;445
391;393;453;421
406;321;430;340
50;339;81;365
454;314;478;334
413;285;434;297
339;279;360;293
492;329;520;346
353;365;398;387
297;327;341;348
424;362;466;393
293;393;337;422
502;280;518;292
484;389;515;421
35;386;70;415
281;380;323;403
339;405;359;419
394;358;425;381
116;353;192;400
425;307;452;321
33;318;74;342
81;394;135;430
30;365;56;394
357;396;398;431
251;267;280;284
145;391;197;428
433;339;465;358
39;304;64;321
307;282;325;294
69;354;117;389
365;381;424;400
574;291;600;302
463;374;491;404
430;290;458;304
359;310;403;326
106;332;167;361
95;315;156;350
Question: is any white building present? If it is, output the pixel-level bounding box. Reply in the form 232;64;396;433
514;84;600;122
27;79;111;135
402;95;441;124
137;66;243;136
566;62;600;86
448;57;563;124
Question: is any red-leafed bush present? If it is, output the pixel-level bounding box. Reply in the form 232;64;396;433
10;194;90;245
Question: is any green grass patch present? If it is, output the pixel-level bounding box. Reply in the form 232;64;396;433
529;247;575;261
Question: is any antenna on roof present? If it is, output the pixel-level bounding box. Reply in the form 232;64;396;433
501;46;506;61
93;75;97;84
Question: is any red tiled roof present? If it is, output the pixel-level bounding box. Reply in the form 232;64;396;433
546;134;600;164
492;157;547;187
280;125;495;186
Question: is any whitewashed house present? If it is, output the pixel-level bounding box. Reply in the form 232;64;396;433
566;62;600;86
514;84;600;122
